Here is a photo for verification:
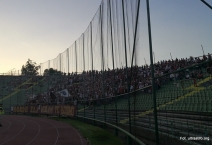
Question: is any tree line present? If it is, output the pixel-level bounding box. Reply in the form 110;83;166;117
21;59;62;76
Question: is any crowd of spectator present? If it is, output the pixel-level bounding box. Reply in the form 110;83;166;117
2;53;211;106
27;53;212;106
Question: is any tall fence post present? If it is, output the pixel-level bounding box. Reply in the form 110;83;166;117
67;48;69;74
146;0;159;144
60;53;62;72
75;41;77;74
122;0;132;140
40;63;41;75
99;3;106;129
108;0;118;136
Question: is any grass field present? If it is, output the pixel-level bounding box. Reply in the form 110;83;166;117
51;117;125;145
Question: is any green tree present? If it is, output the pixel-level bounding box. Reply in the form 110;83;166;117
21;59;40;76
43;68;62;76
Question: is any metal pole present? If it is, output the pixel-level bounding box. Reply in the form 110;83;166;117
54;58;56;71
83;34;85;74
128;0;141;140
67;48;70;74
115;0;120;68
146;0;159;144
130;0;140;78
201;45;205;55
153;52;155;64
57;56;58;71
82;33;86;122
81;34;84;72
48;60;50;70
53;59;54;71
122;0;131;135
56;57;57;71
200;0;212;9
90;22;95;125
144;58;147;65
170;53;173;60
75;41;77;74
60;53;62;72
100;4;106;127
90;22;93;72
40;63;41;75
109;0;118;135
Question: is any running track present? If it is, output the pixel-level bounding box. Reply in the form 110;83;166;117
0;115;87;145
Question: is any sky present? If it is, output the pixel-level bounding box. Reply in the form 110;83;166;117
0;0;211;74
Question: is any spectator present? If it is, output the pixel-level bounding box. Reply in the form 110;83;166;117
208;53;211;60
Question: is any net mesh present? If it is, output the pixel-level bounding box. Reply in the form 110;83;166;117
0;0;212;144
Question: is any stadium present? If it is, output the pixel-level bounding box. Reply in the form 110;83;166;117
0;0;211;145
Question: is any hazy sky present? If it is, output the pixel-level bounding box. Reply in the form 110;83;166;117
0;0;211;73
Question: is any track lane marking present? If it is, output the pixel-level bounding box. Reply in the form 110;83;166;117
0;119;25;145
0;119;12;134
26;119;41;145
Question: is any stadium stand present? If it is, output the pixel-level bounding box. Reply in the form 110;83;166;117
1;54;212;144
